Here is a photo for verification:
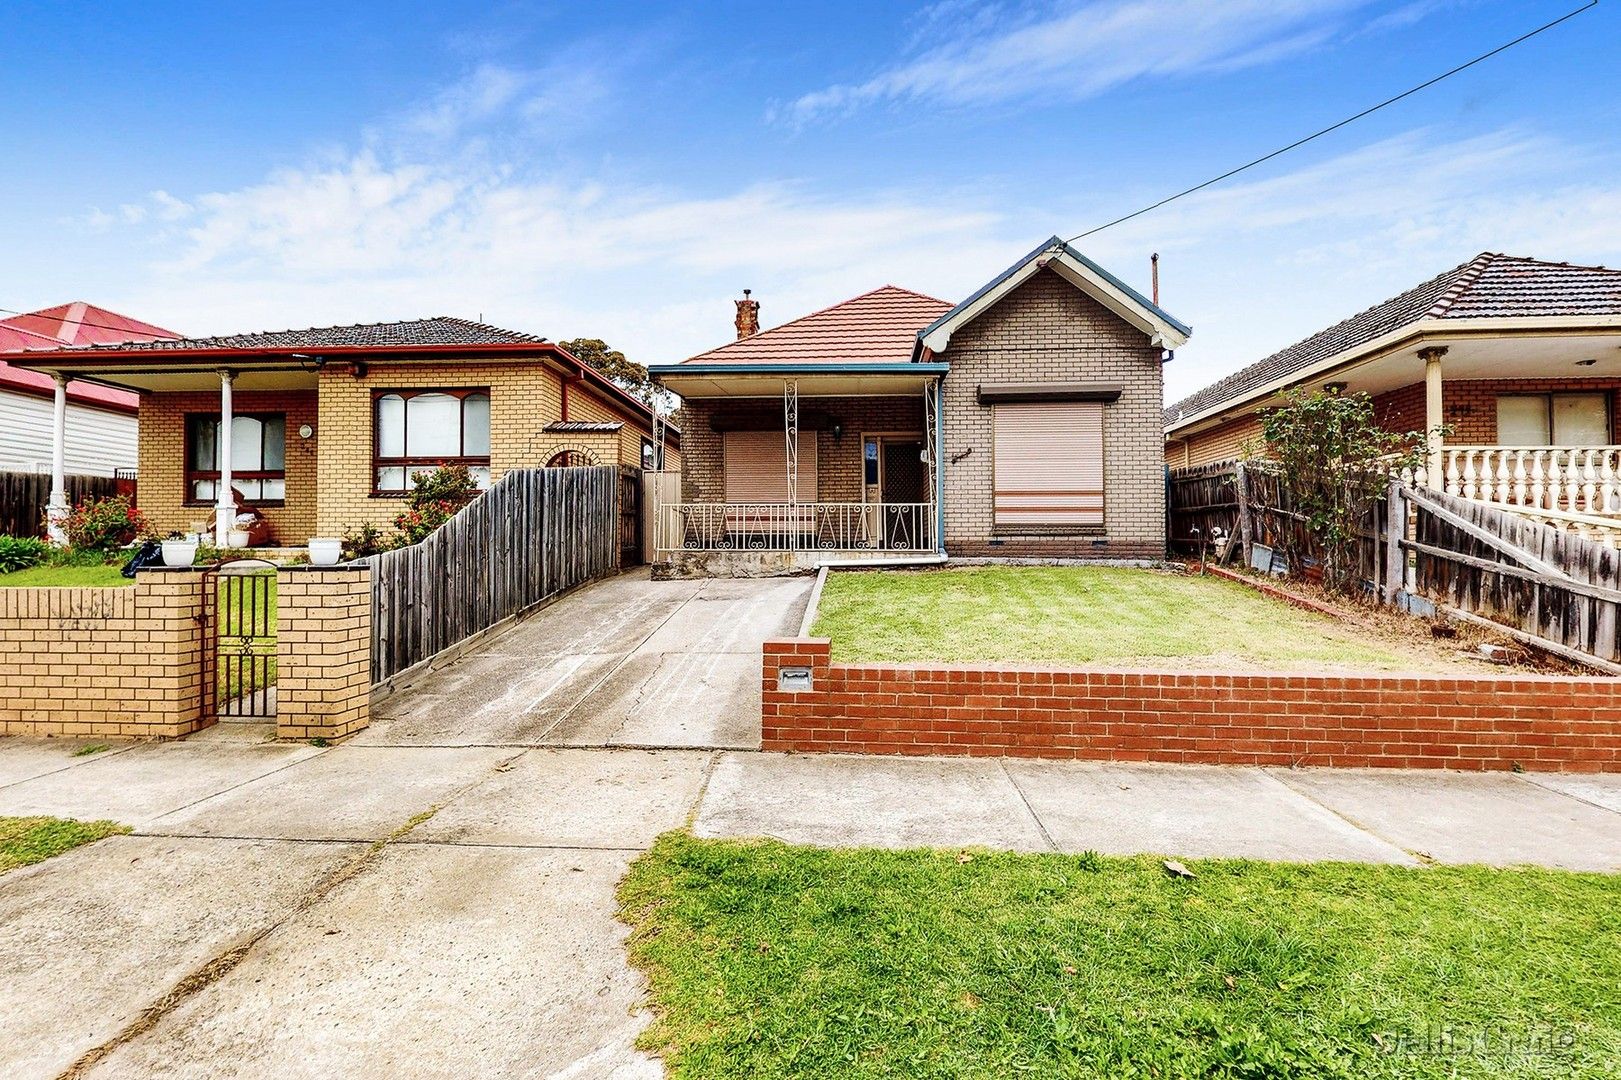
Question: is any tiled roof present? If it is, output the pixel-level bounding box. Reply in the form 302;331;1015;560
545;421;623;433
677;286;953;365
62;316;547;352
0;302;178;411
1165;253;1621;426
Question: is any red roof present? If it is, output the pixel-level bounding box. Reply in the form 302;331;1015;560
679;286;953;365
0;302;179;412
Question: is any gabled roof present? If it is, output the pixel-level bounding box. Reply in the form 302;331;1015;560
674;286;953;366
60;315;545;353
917;236;1191;355
0;302;178;412
1164;253;1621;428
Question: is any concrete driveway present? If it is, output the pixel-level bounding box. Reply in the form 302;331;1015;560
356;570;812;749
2;735;1618;1078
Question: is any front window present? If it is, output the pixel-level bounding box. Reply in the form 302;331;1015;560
186;413;285;504
373;390;491;493
1496;393;1610;446
992;402;1104;530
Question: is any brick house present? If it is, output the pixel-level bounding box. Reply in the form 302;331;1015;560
1165;254;1621;527
15;317;678;546
648;237;1190;571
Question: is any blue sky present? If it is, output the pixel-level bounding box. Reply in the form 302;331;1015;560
3;0;1616;402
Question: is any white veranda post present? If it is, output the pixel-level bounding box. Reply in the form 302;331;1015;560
215;370;235;548
45;373;69;545
1421;346;1446;488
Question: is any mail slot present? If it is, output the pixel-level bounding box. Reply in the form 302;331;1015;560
777;666;813;692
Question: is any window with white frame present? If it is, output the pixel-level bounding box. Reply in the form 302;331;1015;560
373;389;491;493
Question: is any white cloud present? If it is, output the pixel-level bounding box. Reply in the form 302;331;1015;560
783;0;1375;121
103;148;1015;363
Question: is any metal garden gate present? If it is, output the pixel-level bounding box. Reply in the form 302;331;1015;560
201;559;277;721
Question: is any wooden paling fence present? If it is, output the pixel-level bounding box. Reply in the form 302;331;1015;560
1391;483;1621;671
1165;461;1237;554
0;471;121;537
367;466;619;684
1168;461;1387;586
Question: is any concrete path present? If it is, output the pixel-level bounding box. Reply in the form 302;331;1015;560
357;570;811;750
2;736;1618;1078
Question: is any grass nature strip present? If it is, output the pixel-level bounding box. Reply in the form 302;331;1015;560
0;816;130;874
618;833;1621;1079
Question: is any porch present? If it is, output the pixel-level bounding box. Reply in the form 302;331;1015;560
647;364;946;564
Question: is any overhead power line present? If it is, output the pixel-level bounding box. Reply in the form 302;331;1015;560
0;305;191;349
1066;0;1599;243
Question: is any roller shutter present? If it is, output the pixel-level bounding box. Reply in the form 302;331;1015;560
724;430;818;502
993;402;1103;527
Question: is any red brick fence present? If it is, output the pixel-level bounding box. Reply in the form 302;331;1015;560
763;639;1621;772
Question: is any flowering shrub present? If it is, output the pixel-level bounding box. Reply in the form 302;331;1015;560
340;466;483;557
61;495;152;552
391;466;479;545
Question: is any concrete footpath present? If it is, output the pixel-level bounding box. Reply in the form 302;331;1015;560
1;736;1617;1079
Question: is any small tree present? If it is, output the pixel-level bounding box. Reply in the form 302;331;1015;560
1255;388;1430;595
558;337;674;413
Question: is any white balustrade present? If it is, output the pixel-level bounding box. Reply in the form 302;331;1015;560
1434;447;1621;517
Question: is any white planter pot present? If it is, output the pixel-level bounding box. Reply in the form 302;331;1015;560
226;528;251;549
161;540;198;567
307;538;343;566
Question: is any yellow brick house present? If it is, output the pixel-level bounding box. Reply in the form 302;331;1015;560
16;317;678;546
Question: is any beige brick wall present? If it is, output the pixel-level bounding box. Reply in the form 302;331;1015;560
312;360;669;537
939;268;1166;558
677;396;924;502
137;389;319;544
276;566;371;740
0;570;207;738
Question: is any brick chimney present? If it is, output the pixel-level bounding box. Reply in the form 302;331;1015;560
734;289;760;339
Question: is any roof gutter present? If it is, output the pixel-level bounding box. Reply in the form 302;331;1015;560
649;362;951;377
1164;315;1621;437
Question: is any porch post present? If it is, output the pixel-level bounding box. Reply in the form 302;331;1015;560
932;377;946;553
1420;346;1447;489
45;373;69;545
215;370;235;547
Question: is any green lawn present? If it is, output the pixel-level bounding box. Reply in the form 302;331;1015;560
0;816;130;874
0;563;130;587
810;566;1413;668
620;834;1621;1080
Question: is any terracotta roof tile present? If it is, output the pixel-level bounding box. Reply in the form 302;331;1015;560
1166;253;1621;426
678;286;953;365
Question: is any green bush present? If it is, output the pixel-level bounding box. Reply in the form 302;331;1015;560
340;522;395;561
60;495;152;553
0;535;49;574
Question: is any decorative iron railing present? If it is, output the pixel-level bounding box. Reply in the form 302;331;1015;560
657;502;936;553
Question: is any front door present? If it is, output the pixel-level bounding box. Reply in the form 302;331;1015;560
878;439;927;549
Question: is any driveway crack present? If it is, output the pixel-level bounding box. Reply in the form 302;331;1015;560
50;766;509;1080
